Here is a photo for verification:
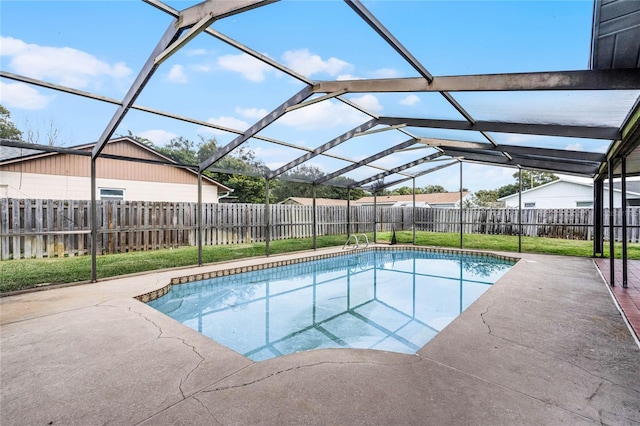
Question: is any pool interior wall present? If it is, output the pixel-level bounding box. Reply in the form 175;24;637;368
142;247;517;361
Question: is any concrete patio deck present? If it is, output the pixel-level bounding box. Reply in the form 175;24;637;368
1;247;639;425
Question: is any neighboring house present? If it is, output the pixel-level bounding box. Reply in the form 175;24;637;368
0;137;232;202
279;197;350;206
354;192;470;208
498;176;640;209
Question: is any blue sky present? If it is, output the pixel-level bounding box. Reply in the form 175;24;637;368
1;0;636;193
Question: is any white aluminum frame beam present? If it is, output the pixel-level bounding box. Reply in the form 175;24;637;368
352;151;444;188
379;116;621;140
443;148;599;175
314;138;421;185
200;86;314;171
418;137;606;163
268;119;379;179
92;0;274;159
0;71;406;178
344;0;505;150
312;69;640;93
366;161;458;191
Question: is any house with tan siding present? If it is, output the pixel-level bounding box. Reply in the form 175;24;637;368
0;137;231;202
278;197;349;206
354;192;470;208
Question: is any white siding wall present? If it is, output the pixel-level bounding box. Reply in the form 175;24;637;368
0;171;219;202
501;181;622;208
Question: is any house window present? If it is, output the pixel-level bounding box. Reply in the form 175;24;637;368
524;202;536;208
576;201;593;208
99;188;125;201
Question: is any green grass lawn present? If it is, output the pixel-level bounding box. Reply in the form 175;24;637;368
1;231;637;293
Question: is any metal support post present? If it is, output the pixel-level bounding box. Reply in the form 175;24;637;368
312;186;317;250
594;178;604;257
265;179;270;257
197;171;203;266
518;168;522;253
459;161;463;249
374;193;378;243
622;156;628;288
90;158;97;283
608;161;615;286
347;188;351;237
412;177;416;245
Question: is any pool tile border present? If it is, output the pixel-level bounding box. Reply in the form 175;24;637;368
135;246;519;303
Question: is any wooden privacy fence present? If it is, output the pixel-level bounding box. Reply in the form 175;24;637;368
2;198;640;259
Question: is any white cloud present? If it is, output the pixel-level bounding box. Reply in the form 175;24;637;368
277;95;381;130
565;143;583;151
185;48;208;57
370;68;399;78
253;147;292;170
282;49;352;78
166;64;188;83
190;63;212;73
217;53;274;82
337;74;359;81
279;100;370;130
0;81;52;110
199;116;250;134
236;107;268;119
349;94;383;113
137;129;178;146
265;161;285;170
400;95;420;106
1;36;132;89
500;133;536;145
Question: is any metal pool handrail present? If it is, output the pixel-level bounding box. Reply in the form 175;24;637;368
343;233;370;250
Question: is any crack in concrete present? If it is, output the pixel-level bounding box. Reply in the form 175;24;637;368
475;302;639;395
203;358;421;393
96;303;206;400
174;337;205;399
587;381;604;401
480;303;494;335
418;354;600;424
2;303;109;326
193;395;223;425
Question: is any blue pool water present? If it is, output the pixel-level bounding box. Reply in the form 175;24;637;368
148;249;515;361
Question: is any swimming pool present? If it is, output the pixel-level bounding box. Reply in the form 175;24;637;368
146;248;516;361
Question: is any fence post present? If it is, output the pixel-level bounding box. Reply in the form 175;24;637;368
0;199;9;260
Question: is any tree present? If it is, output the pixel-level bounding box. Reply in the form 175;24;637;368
194;136;268;204
467;189;505;208
224;174;269;204
391;186;413;196
156;136;198;165
0;105;23;140
514;170;557;191
496;183;520;198
271;165;325;201
22;117;63;145
123;130;154;147
423;184;446;193
271;165;366;202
